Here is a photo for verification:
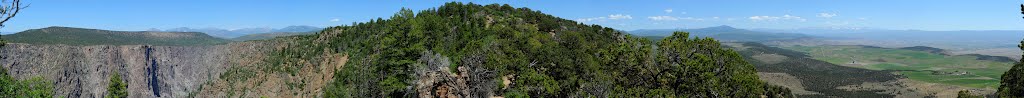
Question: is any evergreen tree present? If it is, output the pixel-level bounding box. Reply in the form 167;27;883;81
0;66;53;97
106;72;128;98
997;4;1024;97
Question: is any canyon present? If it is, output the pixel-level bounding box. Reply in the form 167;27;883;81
0;41;279;97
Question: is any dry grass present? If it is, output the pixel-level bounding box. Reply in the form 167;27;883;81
757;72;820;95
751;54;788;64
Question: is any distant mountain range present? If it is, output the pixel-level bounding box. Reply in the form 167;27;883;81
751;27;887;34
750;28;1024;44
2;26;231;46
230;32;315;41
629;25;812;42
755;28;1024;62
158;25;323;38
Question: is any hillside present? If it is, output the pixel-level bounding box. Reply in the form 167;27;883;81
2;27;231;46
899;46;952;55
630;25;811;42
729;42;998;97
784;45;1013;89
199;2;791;97
729;42;898;97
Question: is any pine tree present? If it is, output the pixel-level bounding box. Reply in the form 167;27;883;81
996;4;1024;98
106;72;128;98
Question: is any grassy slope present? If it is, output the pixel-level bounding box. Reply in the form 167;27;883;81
784;45;1013;88
3;26;231;46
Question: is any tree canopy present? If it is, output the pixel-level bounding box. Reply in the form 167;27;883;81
255;2;788;97
996;4;1024;97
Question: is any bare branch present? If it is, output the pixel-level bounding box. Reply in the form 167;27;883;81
0;0;25;27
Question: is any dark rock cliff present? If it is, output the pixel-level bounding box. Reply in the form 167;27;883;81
0;41;275;97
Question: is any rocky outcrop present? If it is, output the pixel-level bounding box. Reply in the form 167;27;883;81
413;51;496;98
193;41;348;98
0;41;275;97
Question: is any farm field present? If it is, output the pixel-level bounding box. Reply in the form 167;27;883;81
783;45;1014;88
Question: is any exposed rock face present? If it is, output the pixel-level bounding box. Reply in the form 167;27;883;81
413;51;496;98
0;41;274;97
193;42;348;98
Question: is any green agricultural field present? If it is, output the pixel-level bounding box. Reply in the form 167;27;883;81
783;45;1013;88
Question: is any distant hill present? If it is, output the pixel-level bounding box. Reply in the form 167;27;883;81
896;46;1016;63
273;26;322;32
3;26;231;46
630;25;811;42
777;29;1024;50
727;42;901;97
751;27;887;34
162;25;322;38
230;32;315;41
899;46;952;55
961;54;1017;63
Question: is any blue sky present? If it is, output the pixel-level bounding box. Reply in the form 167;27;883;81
1;0;1022;33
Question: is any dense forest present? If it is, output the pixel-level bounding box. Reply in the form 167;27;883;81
249;2;790;97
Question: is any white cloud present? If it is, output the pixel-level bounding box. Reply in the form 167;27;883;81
782;15;806;21
825;21;850;26
664;9;674;13
817;13;838;18
576;14;632;22
748;16;776;21
648;16;679;21
647;16;705;21
608;14;633;19
749;14;805;22
330;18;340;22
680;17;705;21
576;17;606;22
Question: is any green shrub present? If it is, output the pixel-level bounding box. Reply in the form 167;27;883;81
106;72;127;98
0;67;53;97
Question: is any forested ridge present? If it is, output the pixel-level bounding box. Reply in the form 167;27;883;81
2;26;231;46
239;2;789;97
